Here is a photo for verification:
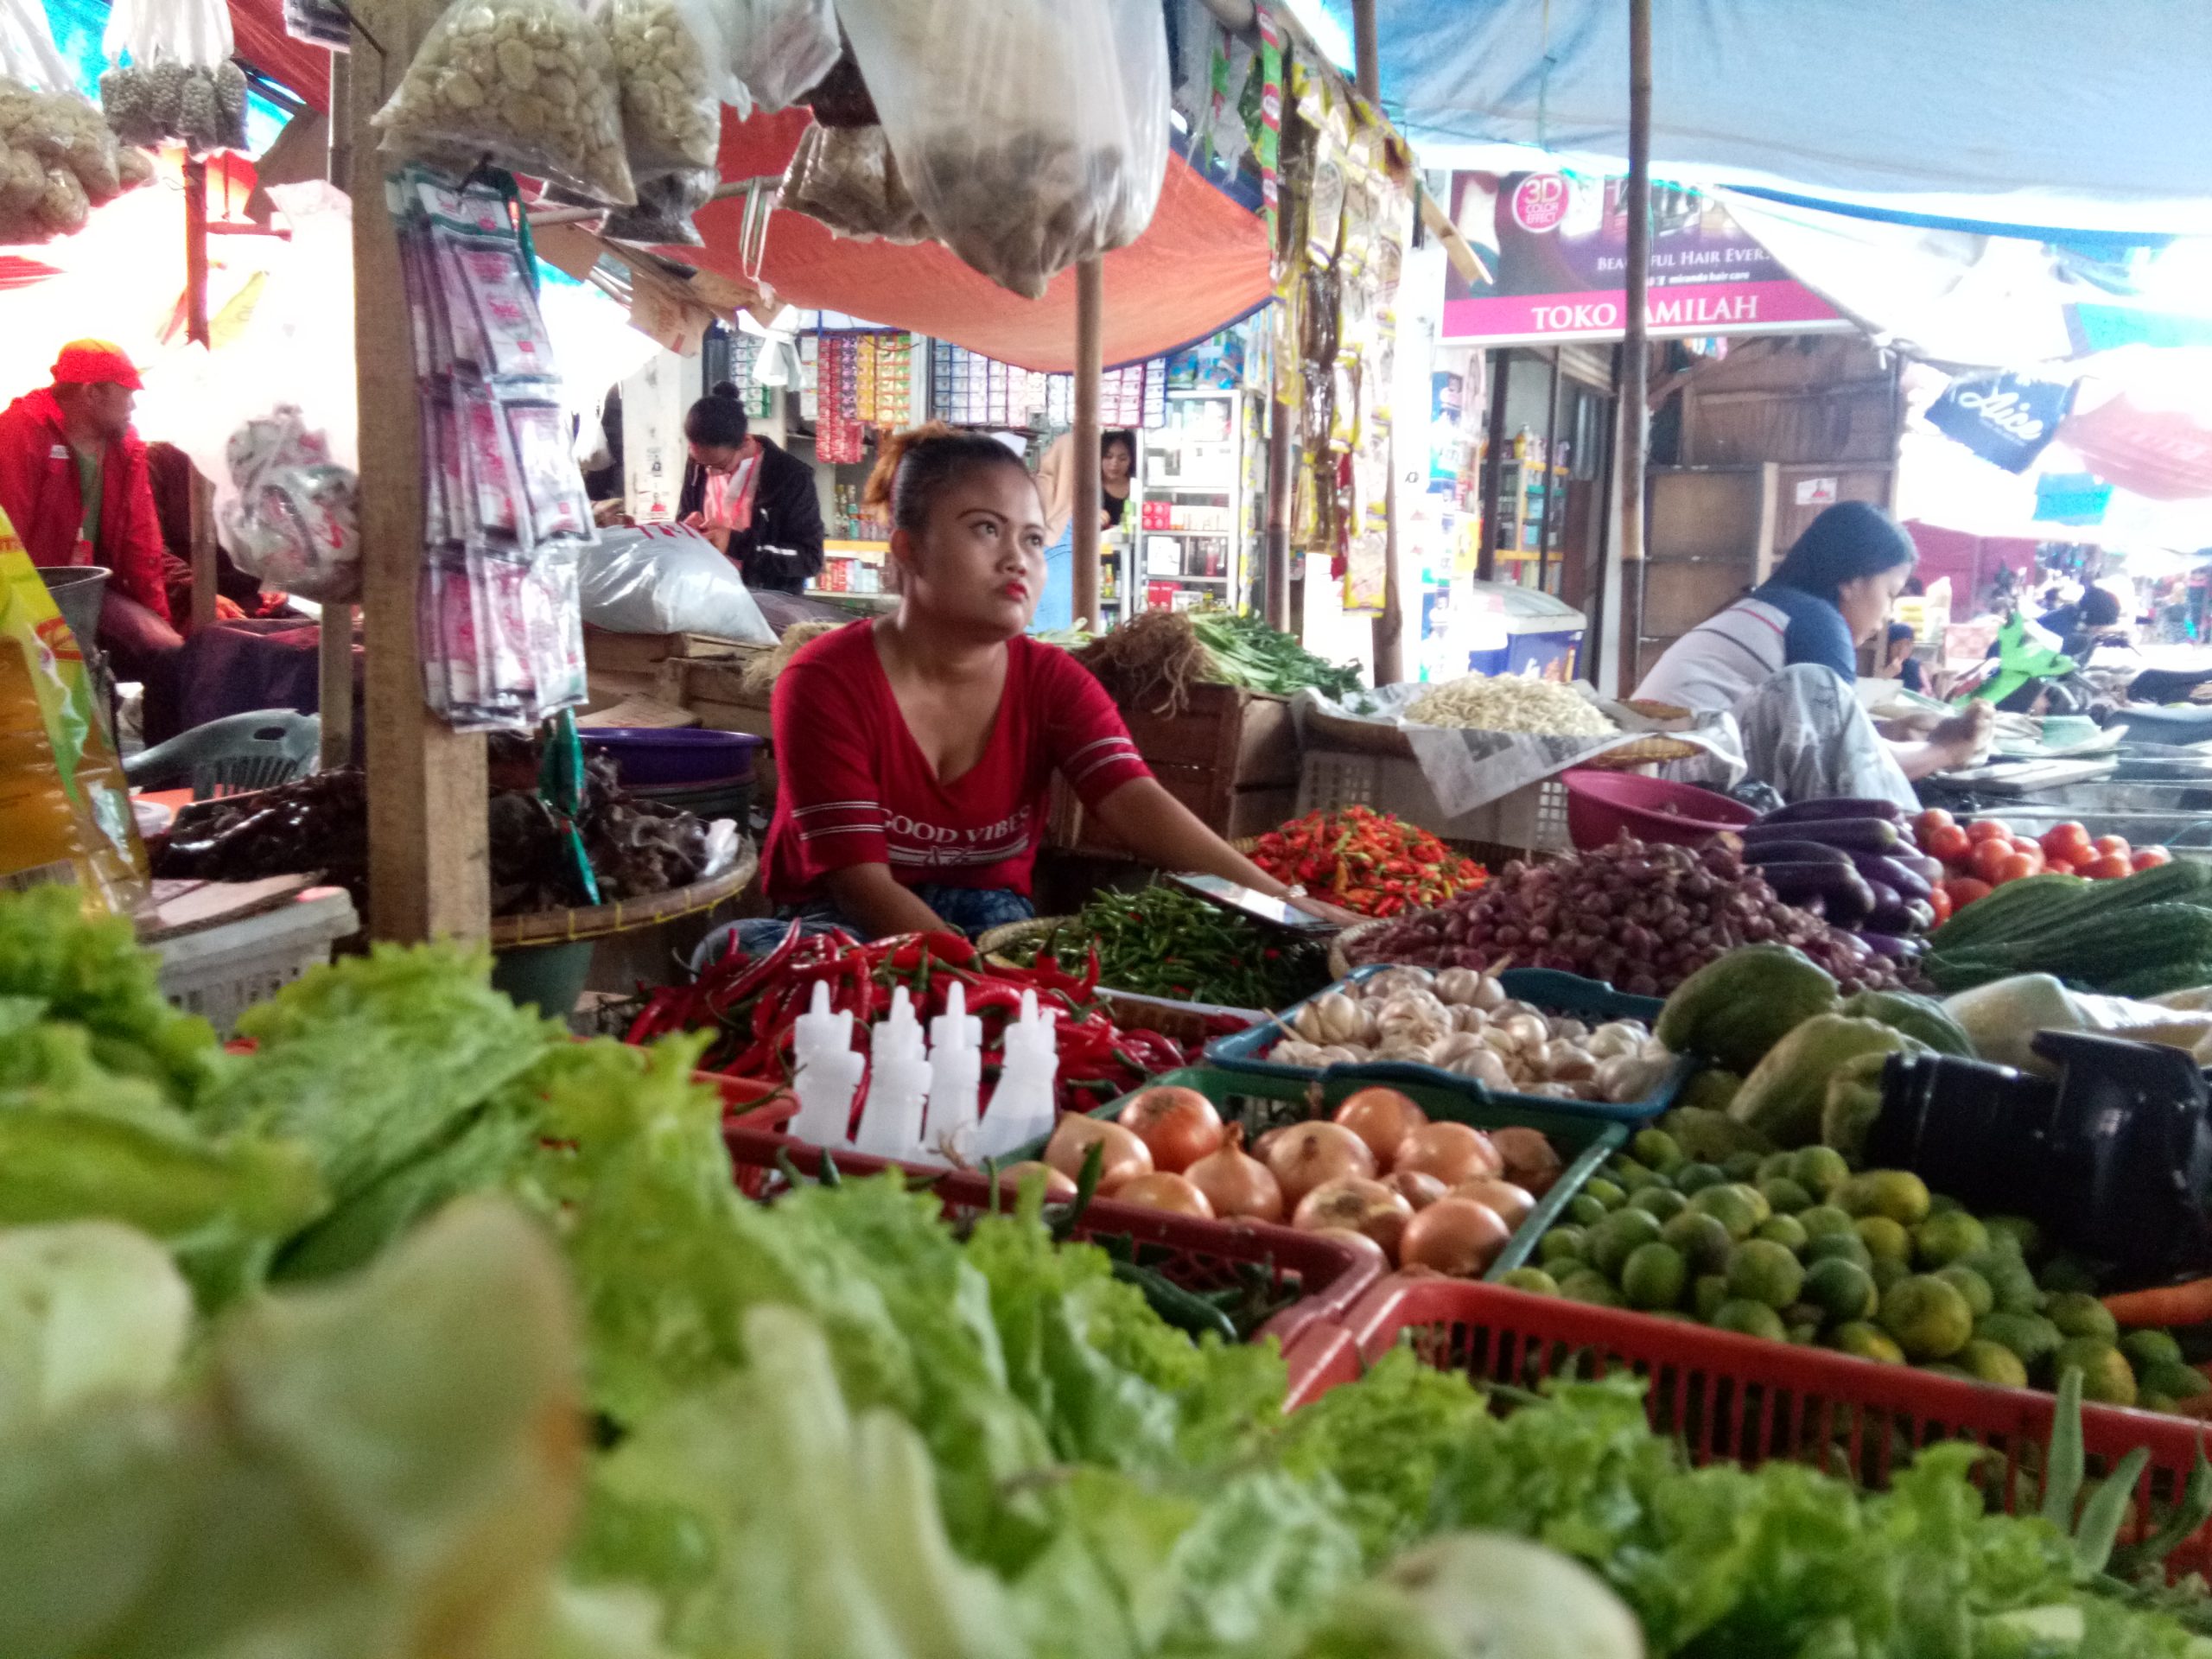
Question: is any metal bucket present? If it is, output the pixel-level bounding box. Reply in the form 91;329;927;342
37;565;108;647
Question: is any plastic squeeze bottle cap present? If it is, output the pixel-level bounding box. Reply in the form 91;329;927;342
925;981;985;1166
855;988;932;1160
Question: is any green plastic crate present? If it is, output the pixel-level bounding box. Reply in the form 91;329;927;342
1020;1065;1630;1278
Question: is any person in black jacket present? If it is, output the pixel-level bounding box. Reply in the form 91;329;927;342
677;383;825;594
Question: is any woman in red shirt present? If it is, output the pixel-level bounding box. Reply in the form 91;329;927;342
756;424;1335;941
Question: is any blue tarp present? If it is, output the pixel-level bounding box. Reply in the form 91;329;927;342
1319;0;2212;238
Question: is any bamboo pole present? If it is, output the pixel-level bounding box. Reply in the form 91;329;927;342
1071;257;1103;628
1618;0;1652;569
353;0;489;942
183;156;218;634
1351;0;1402;684
318;51;355;768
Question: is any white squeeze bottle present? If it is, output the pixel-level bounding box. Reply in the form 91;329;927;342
787;981;863;1146
923;980;984;1166
854;987;932;1160
976;990;1058;1161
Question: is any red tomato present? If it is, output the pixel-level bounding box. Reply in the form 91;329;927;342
1968;839;2014;883
2133;846;2174;870
2041;822;2092;861
2093;836;2132;860
2084;854;2134;880
1926;883;1954;923
1967;819;2013;844
2043;854;2082;876
2007;838;2045;868
1913;809;1956;847
1945;876;1994;910
1926;824;1972;864
1994;853;2039;885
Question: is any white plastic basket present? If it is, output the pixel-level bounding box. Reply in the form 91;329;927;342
1295;749;1572;855
154;888;359;1034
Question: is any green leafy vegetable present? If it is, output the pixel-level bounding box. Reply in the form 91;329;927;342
0;1220;189;1435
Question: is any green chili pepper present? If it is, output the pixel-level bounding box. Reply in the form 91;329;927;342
2076;1446;2152;1576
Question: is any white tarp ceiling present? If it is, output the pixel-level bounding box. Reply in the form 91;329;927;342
1332;0;2212;238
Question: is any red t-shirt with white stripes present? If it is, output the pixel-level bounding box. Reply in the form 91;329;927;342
763;621;1150;904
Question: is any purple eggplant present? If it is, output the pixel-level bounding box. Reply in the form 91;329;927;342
1743;839;1853;868
1759;861;1876;924
1854;852;1932;901
1856;931;1923;960
1741;816;1903;854
1763;797;1904;824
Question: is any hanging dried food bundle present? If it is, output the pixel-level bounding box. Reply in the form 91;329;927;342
99;0;247;154
596;0;723;177
601;168;716;245
374;0;636;207
0;86;146;245
836;0;1171;298
778;123;931;245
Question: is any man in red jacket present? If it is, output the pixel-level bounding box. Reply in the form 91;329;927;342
0;340;185;731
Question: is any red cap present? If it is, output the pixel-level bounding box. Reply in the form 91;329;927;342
51;340;143;391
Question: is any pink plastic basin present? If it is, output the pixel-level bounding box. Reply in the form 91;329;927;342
1562;768;1758;849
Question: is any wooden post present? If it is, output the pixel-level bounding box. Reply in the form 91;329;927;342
1071;257;1103;628
1618;0;1653;568
352;0;489;942
1538;346;1563;591
1262;397;1293;632
317;51;356;768
182;156;218;633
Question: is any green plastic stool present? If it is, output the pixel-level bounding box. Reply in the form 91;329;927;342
124;709;321;801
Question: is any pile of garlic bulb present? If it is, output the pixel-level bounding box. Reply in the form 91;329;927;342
1265;966;1673;1104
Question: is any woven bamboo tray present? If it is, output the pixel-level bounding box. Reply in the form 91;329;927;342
1307;699;1702;770
489;846;758;947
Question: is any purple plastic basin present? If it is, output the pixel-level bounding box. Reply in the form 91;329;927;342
582;728;764;788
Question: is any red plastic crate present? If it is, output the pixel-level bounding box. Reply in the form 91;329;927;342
720;1101;1382;1351
1326;1274;2212;1577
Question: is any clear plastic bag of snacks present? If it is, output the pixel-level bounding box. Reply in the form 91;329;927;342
374;0;636;207
100;0;246;154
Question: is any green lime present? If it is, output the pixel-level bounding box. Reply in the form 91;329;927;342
1803;1230;1875;1272
1757;1153;1797;1185
1568;1196;1608;1228
1787;1321;1821;1345
1974;1312;2063;1373
1956;1339;2030;1389
1675;1161;1726;1196
1838;1170;1931;1227
2046;1292;2118;1344
2039;1255;2102;1296
1693;1274;1730;1321
1497;1267;1560;1296
1583;1178;1626;1211
1722;1151;1766;1183
1914;1211;1990;1269
1969;1251;2045;1317
1923;1363;1974;1381
1537;1227;1586;1266
2052;1338;2137;1408
2141;1363;2211;1403
1622;1242;1688;1310
1630;1128;1685;1173
1934;1265;1995;1321
1982;1214;2045;1259
1630;1186;1689;1224
1710;1299;1788;1341
1855;1216;1912;1266
1756;1215;1809;1252
1612;1161;1662;1193
1726;1239;1806;1310
1586;1208;1665;1277
1661;1211;1735;1276
1879;1275;1975;1361
1558;1269;1624;1308
1797;1204;1857;1241
1872;1257;1910;1294
1927;1192;1964;1216
1724;1182;1773;1224
2121;1330;2186;1372
1790;1146;1852;1200
1688;1185;1763;1242
1831;1321;1906;1364
1802;1257;1878;1325
1758;1177;1814;1217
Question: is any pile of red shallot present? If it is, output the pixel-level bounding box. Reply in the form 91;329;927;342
1345;836;1910;997
1028;1084;1563;1278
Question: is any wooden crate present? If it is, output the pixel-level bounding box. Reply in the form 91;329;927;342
582;628;752;712
1050;684;1299;855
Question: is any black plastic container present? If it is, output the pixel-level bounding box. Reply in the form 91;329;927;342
1872;1030;2212;1281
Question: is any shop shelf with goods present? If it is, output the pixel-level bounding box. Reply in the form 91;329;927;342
1136;390;1255;612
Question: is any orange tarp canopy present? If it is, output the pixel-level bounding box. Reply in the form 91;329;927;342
229;6;1273;372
